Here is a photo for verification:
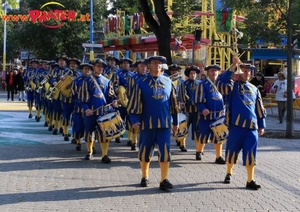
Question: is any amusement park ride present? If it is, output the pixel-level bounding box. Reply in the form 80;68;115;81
88;0;246;69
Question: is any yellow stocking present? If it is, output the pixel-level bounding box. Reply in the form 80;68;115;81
128;130;133;141
214;143;223;158
54;120;59;129
76;138;81;145
140;161;150;179
29;107;33;115
36;109;41;118
159;162;170;182
195;141;205;153
226;163;234;175
100;142;110;157
246;165;255;182
86;141;93;153
133;132;138;145
180;138;186;146
63;125;68;135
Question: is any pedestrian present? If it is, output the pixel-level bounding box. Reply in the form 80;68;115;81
16;67;26;101
250;72;266;97
5;70;16;101
216;57;266;190
127;56;179;190
270;72;287;123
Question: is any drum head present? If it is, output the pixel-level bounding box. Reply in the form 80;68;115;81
98;112;116;122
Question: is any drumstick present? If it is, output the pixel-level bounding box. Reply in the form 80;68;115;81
92;99;120;113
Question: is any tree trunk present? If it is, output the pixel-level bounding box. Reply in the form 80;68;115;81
286;0;294;138
139;0;173;64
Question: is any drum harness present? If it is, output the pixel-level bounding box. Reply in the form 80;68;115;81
206;77;225;119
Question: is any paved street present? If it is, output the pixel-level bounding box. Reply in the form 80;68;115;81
0;92;300;211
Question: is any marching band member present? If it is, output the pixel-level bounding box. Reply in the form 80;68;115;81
169;64;188;152
38;60;50;126
61;58;81;141
48;55;69;135
47;61;59;131
111;58;135;144
216;58;266;190
80;59;118;163
71;63;92;151
24;59;39;118
126;59;148;150
183;66;201;152
104;55;120;80
194;64;226;164
127;56;179;190
33;60;46;122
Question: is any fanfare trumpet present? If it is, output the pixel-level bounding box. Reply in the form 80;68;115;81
25;76;36;91
169;72;182;81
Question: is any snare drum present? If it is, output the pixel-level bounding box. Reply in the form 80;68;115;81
97;111;125;139
209;117;228;144
171;113;188;139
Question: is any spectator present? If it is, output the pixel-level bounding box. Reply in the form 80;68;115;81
13;69;19;95
270;72;287;123
5;71;16;101
250;72;266;97
16;67;26;101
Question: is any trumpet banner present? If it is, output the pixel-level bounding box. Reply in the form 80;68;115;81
215;0;233;34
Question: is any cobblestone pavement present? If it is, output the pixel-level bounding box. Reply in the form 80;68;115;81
0;96;300;211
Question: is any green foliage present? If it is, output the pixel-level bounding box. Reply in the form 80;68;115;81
225;0;300;47
105;0;140;16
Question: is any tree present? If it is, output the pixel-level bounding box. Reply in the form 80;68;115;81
139;0;172;64
225;0;300;138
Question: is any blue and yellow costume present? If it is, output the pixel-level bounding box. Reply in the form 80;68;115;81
183;66;201;143
70;65;90;150
61;58;81;141
111;58;135;144
194;64;226;163
48;55;69;135
169;64;188;151
35;61;49;122
46;62;58;131
126;59;148;150
216;63;266;189
24;59;39;118
79;59;116;163
104;55;120;80
127;56;179;189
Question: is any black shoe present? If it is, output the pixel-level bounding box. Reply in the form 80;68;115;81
53;129;58;135
159;179;173;190
64;135;69;141
140;178;149;187
71;138;77;144
224;174;231;184
215;156;226;164
59;127;63;134
36;117;41;122
127;140;132;146
101;155;111;163
180;146;187;152
44;122;48;127
92;147;96;155
19;98;21;101
85;153;92;160
176;140;180;146
28;114;32;118
76;144;81;151
48;126;53;131
246;180;261;190
131;143;137;151
35;116;37;120
196;152;203;160
115;137;121;143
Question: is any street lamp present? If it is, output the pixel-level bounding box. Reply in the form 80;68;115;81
89;0;94;61
2;0;8;72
